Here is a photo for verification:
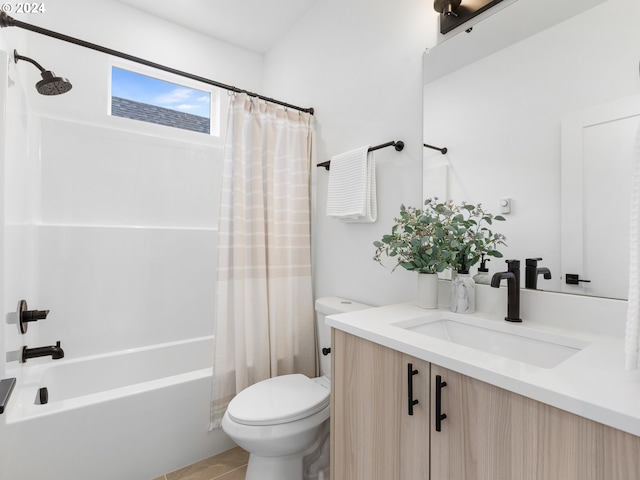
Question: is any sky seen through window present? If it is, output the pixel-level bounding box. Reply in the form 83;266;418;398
111;66;211;119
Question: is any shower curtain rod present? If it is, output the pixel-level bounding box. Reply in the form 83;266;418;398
0;12;314;115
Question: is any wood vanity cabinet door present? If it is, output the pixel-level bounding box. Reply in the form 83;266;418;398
430;364;520;480
601;426;640;478
430;364;640;480
399;351;430;480
330;330;429;480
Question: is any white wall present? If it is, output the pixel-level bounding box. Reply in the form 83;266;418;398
264;0;438;307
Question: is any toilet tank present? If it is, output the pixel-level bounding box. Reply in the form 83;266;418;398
314;297;372;378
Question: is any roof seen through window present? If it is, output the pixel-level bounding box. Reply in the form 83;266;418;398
111;66;211;119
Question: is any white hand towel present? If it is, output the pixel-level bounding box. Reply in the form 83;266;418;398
346;152;377;223
326;146;377;223
625;121;640;370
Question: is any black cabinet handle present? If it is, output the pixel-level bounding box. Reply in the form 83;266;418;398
407;363;419;416
435;374;447;432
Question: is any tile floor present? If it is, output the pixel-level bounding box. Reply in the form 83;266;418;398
153;447;248;480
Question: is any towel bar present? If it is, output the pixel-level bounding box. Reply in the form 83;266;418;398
424;143;448;154
317;140;404;170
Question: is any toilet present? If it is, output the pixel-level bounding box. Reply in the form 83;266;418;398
221;296;371;480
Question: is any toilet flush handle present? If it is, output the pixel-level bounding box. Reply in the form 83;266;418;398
321;348;331;356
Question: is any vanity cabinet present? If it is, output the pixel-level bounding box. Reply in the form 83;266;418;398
330;329;429;480
432;364;640;480
331;330;640;480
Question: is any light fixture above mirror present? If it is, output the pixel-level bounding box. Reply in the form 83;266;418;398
433;0;462;17
434;0;505;34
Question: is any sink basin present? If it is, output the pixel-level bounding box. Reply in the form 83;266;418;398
394;313;589;368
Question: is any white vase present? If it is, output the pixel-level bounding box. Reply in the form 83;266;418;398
450;272;476;314
417;273;438;309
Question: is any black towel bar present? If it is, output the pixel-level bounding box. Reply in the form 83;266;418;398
317;140;404;170
424;143;448;154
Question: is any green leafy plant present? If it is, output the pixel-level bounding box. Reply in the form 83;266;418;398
373;198;507;274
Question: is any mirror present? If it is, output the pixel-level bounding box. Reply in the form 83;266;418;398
422;0;640;299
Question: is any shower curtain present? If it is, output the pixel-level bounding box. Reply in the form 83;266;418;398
210;93;316;429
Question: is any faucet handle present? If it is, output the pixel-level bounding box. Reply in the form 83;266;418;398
18;300;50;334
525;258;543;266
506;259;520;270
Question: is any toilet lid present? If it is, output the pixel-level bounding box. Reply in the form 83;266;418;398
227;374;330;426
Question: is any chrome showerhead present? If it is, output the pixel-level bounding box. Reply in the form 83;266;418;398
14;49;72;96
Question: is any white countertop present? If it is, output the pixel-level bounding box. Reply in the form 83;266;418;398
326;302;640;437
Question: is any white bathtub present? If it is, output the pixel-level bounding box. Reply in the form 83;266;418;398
0;336;235;480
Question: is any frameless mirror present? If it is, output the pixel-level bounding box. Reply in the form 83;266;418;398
422;0;640;299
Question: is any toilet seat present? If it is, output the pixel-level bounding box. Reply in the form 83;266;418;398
227;374;330;426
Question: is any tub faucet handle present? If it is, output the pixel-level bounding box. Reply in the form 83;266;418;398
18;299;50;334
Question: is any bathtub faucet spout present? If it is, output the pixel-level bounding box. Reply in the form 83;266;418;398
22;341;64;363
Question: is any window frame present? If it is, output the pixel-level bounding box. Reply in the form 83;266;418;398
107;59;224;141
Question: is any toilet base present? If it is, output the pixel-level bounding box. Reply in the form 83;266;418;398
245;453;304;480
244;423;330;480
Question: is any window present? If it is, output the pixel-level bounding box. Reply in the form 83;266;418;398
110;66;216;135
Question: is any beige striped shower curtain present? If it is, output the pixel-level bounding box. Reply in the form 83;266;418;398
210;93;315;429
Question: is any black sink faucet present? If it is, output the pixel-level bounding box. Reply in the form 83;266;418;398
525;258;552;289
491;259;522;322
22;341;64;363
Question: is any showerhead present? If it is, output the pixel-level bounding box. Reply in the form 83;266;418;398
13;50;72;96
36;71;73;95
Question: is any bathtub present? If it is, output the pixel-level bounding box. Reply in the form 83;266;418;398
0;336;235;480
